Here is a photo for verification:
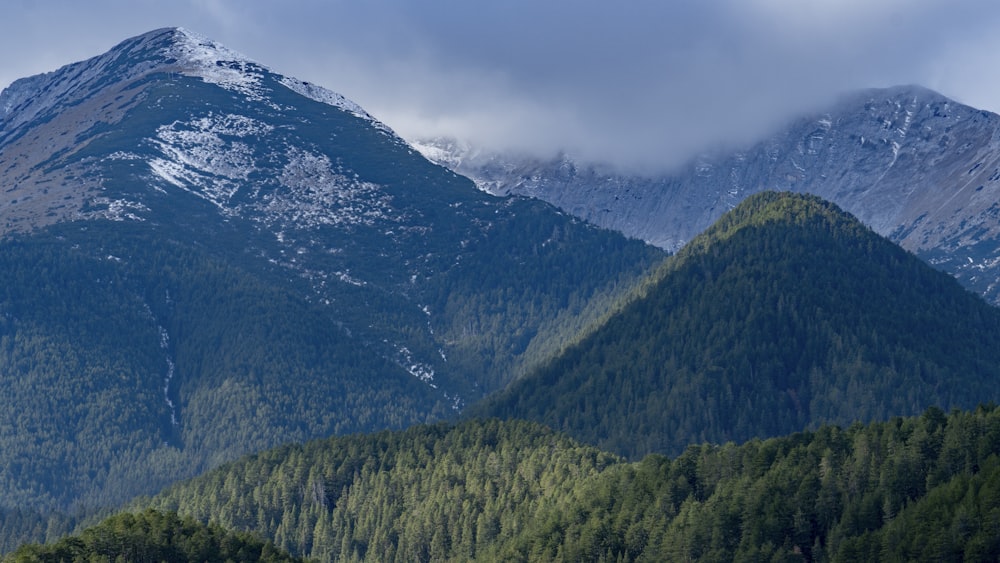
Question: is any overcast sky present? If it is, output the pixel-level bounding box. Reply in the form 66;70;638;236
3;0;1000;172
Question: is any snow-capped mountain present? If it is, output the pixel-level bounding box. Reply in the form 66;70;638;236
0;26;477;405
0;28;661;512
0;27;410;233
415;85;1000;304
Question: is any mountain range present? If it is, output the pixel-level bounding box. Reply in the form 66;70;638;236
415;85;1000;305
3;27;1000;561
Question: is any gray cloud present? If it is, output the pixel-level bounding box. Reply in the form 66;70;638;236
3;0;1000;172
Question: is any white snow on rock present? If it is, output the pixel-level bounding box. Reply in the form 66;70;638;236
170;28;271;103
278;76;366;119
89;197;150;222
255;146;398;229
391;343;436;386
145;113;265;211
158;326;179;426
277;75;398;136
139;110;403;230
168;28;395;136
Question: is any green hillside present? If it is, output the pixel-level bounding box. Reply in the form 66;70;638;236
499;406;1000;562
142;419;618;562
114;408;1000;561
473;191;1000;457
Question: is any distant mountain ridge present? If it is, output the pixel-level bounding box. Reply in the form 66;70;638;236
415;85;1000;304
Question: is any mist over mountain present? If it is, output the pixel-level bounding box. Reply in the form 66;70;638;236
416;85;1000;305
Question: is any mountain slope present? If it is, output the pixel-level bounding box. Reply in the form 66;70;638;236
416;85;1000;305
472;192;1000;458
124;408;1000;562
0;222;451;513
0;27;663;514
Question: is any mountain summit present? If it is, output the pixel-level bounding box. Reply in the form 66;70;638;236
0;27;410;234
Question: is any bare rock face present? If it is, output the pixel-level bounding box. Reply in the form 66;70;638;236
416;85;1000;304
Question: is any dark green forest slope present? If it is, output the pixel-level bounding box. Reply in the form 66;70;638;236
122;408;1000;562
473;192;1000;458
0;221;447;515
0;207;658;539
4;509;303;563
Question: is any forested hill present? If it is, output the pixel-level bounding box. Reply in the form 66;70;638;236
99;408;1000;561
141;419;620;562
472;191;1000;458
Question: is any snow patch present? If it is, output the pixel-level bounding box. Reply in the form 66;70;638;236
444;392;464;412
279;77;366;119
410;140;453;164
158;326;179;426
147;112;271;210
89;197;150;222
256;146;398;229
170;28;272;103
390;343;436;385
334;270;366;287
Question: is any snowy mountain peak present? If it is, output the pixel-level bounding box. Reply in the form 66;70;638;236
0;27;423;238
0;27;496;417
166;27;383;127
171;27;252;67
0;27;385;138
166;27;266;97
